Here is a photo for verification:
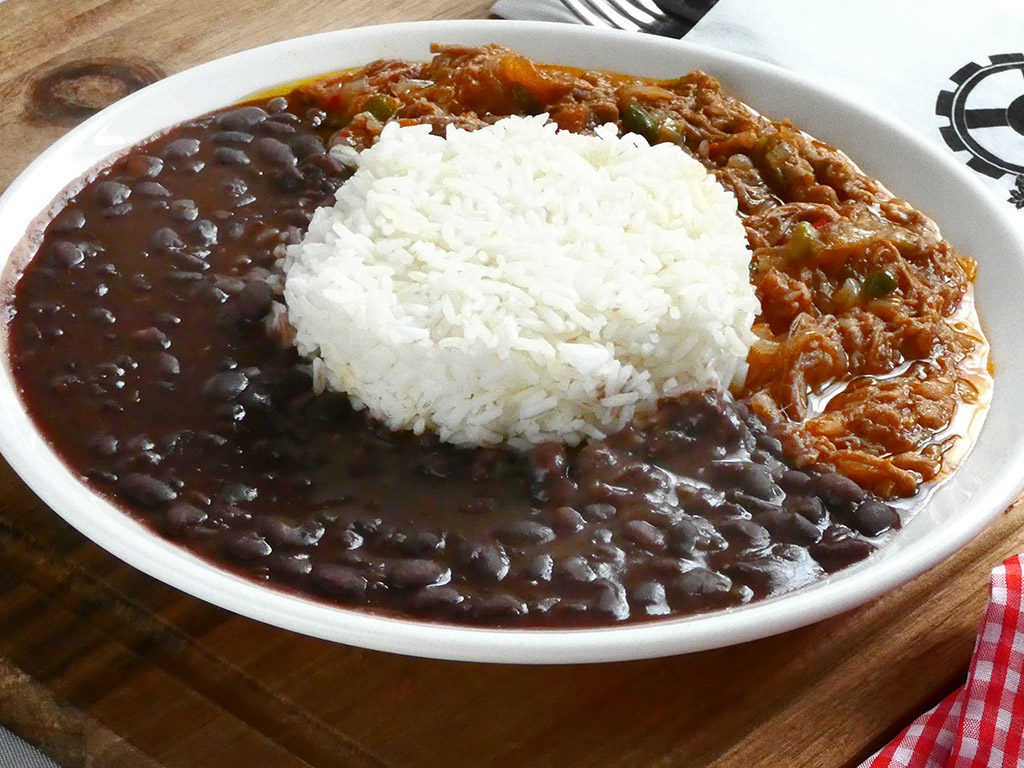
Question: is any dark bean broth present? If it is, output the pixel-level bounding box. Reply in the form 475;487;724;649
7;81;903;628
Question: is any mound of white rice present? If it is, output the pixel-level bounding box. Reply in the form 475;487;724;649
283;115;757;448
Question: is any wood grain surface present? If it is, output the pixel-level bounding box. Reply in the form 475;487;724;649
0;2;1021;766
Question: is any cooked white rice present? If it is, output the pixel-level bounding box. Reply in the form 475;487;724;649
283;115;757;448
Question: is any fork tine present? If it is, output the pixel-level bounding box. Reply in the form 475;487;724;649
628;0;674;18
559;0;608;27
560;0;645;31
602;0;668;25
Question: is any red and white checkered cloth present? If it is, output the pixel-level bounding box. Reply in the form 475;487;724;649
861;555;1024;767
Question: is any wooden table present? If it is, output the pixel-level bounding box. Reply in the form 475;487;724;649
0;1;1021;766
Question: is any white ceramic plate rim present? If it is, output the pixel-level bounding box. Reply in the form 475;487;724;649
1;20;1023;664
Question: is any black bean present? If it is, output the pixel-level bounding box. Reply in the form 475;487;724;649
226;531;272;560
554;555;596;584
189;219;218;246
333;528;364;551
591;527;613;545
239;385;273;413
810;527;876;573
623;519;665;551
591;542;625;563
787;495;827;524
170;158;205;174
169;200;199;222
615;462;669;493
460;543;510;582
221;221;246;240
220;177;255;207
85;467;118;484
120;447;162;469
757;508;821;545
265;97;289;113
283;207;312;227
290;134;326;158
271;552;312;578
666;568;735;609
757;435;784;457
397;531;444;557
162;137;201;159
582;502;616;522
779;469;812;494
550;506;585;533
50;208;86;232
304;151;347;178
717;518;771;551
118;472;177;508
123;435;155;452
467;594;528;621
86;433;119;456
201;370;249;401
151;227;185;251
196;282;229;307
123;154;163;177
165;501;208;531
714;462;775;499
312;563;367;598
215;276;246;294
134;181;170;198
813;472;866;507
169;266;208;281
575;444;619;476
593;579;630;620
261;517;324;547
524;553;553;581
154;352;180;377
542;476;579;507
94;179;129;204
132;326;170;350
263;119;297;135
210;504;249;525
214;147;250;166
236;281;274;320
493;519;556;546
731;491;781;517
214;106;268;130
848;499;901;537
217;482;257;505
629;580;669;615
254;137;297;168
410;585;464;613
388;559;450;590
49;240;84;267
272;168;304;192
212;130;254;145
376;527;408;553
665;518;699;555
724;557;795;598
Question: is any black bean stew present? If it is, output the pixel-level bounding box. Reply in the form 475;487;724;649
6;45;980;627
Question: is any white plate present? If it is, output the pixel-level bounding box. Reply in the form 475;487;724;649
1;20;1023;664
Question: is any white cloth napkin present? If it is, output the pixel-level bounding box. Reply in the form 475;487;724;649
491;0;1024;214
492;0;578;24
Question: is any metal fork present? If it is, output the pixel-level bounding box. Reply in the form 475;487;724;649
559;0;695;37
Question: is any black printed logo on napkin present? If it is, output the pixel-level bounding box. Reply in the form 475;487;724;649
936;53;1024;209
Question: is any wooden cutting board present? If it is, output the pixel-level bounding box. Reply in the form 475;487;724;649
0;2;1021;766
